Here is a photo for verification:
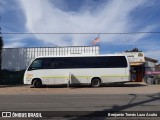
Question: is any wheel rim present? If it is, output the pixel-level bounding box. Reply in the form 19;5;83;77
34;80;42;87
93;80;98;85
36;82;41;86
92;79;100;86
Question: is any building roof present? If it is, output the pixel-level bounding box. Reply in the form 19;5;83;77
156;64;160;67
145;57;158;63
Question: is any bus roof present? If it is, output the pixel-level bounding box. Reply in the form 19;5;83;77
35;53;126;58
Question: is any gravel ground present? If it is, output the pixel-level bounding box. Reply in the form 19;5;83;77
0;82;159;95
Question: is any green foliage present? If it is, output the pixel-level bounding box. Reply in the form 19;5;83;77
125;48;142;52
0;36;3;52
0;36;3;48
0;36;3;83
0;36;24;85
1;70;25;85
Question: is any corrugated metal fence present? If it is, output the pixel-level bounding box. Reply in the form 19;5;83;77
2;46;99;71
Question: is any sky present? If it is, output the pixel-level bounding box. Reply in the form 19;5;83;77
0;0;160;62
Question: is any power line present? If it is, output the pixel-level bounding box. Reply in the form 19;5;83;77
1;32;160;34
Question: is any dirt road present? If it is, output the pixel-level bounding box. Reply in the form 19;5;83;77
0;82;159;95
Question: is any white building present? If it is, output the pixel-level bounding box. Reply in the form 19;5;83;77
1;46;99;71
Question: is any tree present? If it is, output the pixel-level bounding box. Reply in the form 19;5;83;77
0;16;3;84
0;36;3;64
0;35;3;84
125;48;142;52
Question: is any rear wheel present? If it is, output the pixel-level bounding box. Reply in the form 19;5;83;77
91;78;101;87
33;79;42;88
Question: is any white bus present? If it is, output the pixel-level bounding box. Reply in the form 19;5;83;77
23;54;130;87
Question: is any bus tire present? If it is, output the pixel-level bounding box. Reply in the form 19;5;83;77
91;78;101;87
33;79;42;88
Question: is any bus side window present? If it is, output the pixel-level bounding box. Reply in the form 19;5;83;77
41;58;56;69
55;58;73;69
41;59;49;69
51;62;56;69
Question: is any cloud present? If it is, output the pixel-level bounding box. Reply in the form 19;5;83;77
145;50;160;62
112;24;159;45
18;0;155;46
2;33;35;48
1;0;159;62
0;0;7;13
0;0;19;14
4;41;26;48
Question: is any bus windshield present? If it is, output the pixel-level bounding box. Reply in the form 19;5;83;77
29;59;42;70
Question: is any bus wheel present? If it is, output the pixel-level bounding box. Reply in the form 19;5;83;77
91;78;101;87
33;79;42;88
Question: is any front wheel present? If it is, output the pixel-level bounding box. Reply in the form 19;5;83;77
33;79;42;88
91;78;101;87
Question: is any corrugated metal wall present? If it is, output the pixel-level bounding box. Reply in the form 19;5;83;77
1;46;99;71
